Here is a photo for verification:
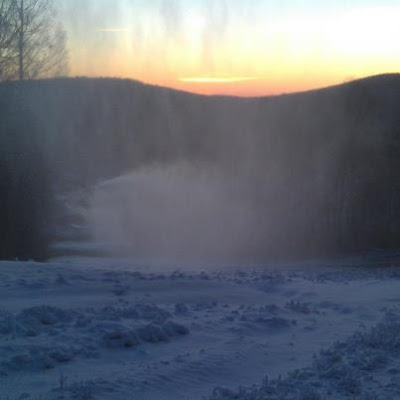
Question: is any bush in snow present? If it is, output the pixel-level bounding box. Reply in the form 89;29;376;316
174;303;190;315
94;319;189;348
103;328;140;349
99;304;171;323
205;320;400;399
17;306;74;335
0;310;16;335
285;300;313;314
3;345;78;372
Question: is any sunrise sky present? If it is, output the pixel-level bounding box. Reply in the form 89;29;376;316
60;0;400;96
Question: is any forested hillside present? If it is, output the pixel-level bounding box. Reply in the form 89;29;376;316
1;74;400;260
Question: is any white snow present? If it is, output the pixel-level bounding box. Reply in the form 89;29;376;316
1;257;400;399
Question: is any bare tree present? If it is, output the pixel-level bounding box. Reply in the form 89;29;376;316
0;0;68;81
0;0;18;80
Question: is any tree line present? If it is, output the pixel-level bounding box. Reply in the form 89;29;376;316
1;75;400;260
0;0;67;259
0;0;67;81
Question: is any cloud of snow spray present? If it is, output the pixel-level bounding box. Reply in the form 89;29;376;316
58;0;288;267
86;161;270;267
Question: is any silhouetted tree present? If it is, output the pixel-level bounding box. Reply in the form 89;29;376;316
0;0;68;81
16;0;68;79
0;0;17;79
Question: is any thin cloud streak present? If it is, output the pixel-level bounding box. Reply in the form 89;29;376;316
96;28;132;33
179;77;259;83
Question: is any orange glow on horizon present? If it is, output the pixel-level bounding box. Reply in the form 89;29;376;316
170;76;350;97
179;77;259;84
68;44;400;96
68;66;400;97
64;2;400;97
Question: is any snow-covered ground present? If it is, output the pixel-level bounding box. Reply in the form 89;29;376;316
2;257;400;399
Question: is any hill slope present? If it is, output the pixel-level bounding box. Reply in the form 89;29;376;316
1;74;400;261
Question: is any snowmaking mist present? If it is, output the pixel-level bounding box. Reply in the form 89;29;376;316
3;75;400;264
85;162;269;267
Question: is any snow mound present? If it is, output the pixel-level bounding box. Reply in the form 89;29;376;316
3;345;78;372
207;320;400;399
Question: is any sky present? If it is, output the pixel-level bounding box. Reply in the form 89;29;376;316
59;0;400;96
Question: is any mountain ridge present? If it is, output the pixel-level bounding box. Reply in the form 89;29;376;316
1;73;400;261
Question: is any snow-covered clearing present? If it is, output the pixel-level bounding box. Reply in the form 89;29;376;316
1;258;400;399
